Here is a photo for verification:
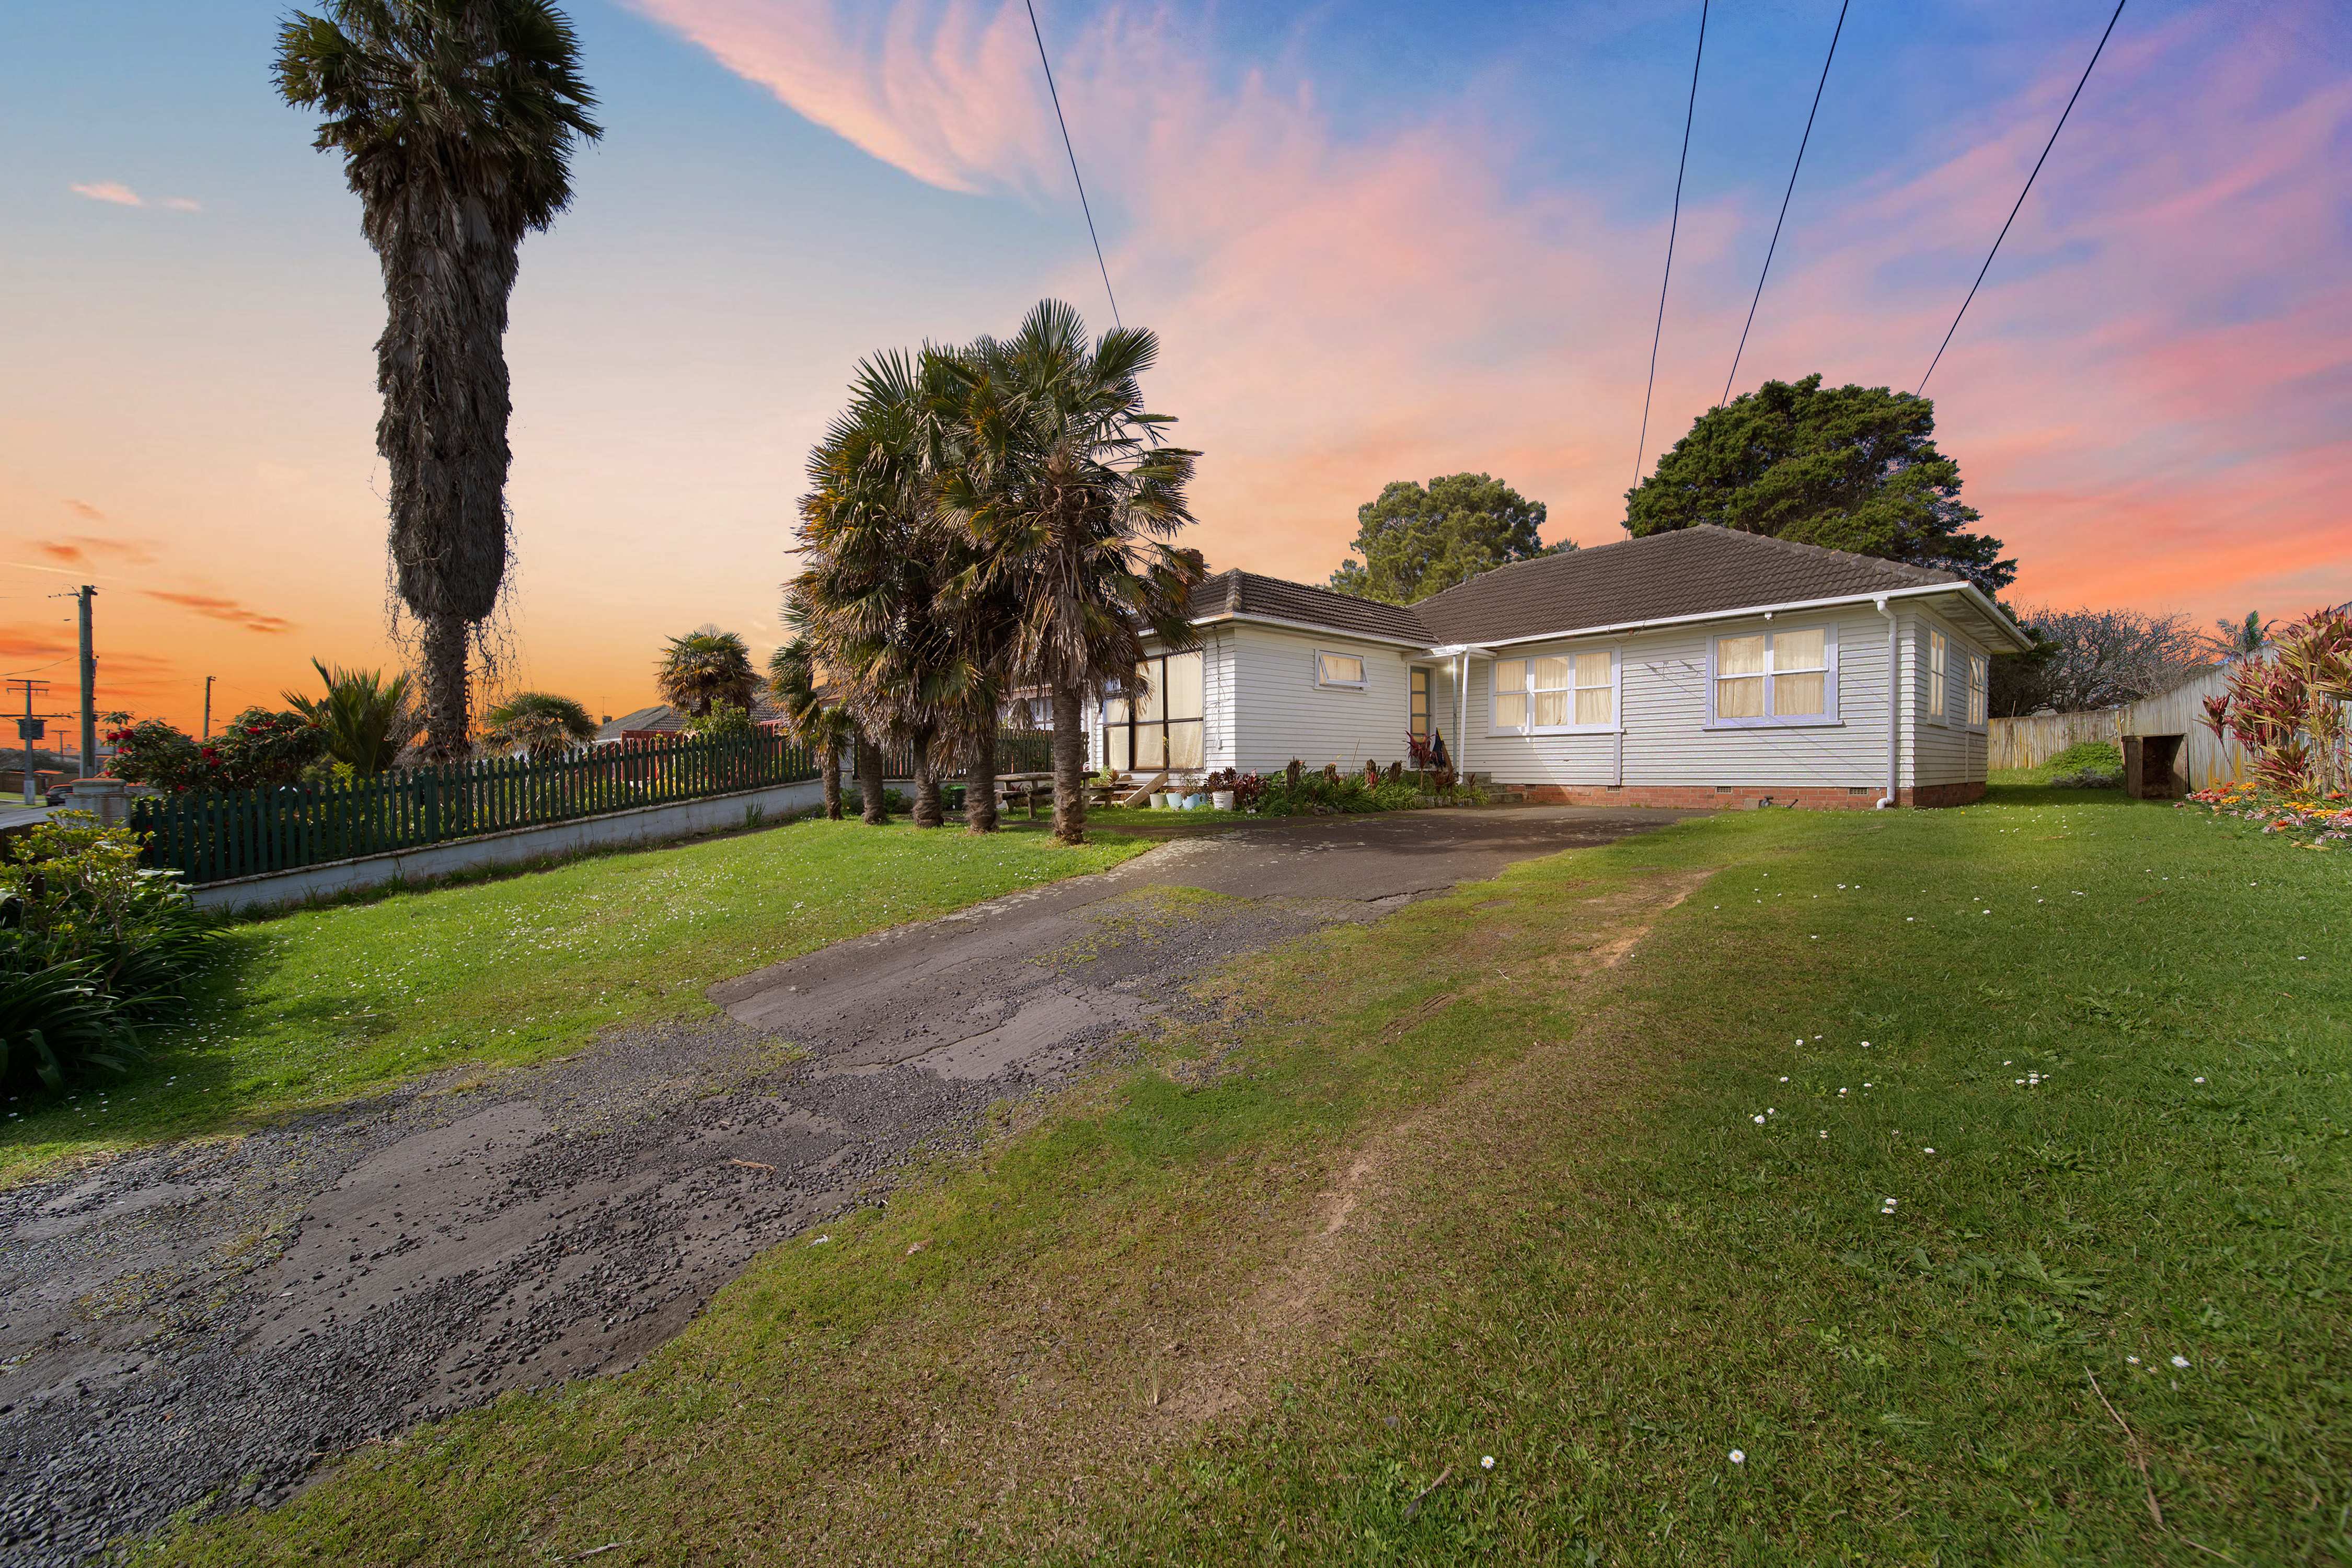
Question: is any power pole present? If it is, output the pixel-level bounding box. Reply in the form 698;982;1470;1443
8;679;49;806
202;675;216;740
76;585;97;778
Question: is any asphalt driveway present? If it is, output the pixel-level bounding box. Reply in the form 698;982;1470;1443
0;805;1691;1564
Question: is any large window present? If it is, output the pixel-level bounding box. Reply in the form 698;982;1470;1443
1493;651;1615;733
1711;627;1834;725
1926;628;1949;722
1102;650;1203;771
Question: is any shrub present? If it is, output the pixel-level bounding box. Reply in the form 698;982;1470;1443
1206;768;1269;811
102;707;325;792
0;812;213;1092
682;702;759;741
1254;770;1425;817
102;716;206;791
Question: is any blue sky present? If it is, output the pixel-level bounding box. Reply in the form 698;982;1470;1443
3;1;2344;725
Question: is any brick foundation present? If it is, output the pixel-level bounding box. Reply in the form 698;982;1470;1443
1508;780;1986;811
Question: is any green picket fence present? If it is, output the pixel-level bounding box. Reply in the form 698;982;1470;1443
131;726;1067;885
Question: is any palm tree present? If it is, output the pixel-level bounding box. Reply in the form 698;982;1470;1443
655;627;758;718
481;690;596;757
276;1;601;760
281;659;418;776
790;351;972;829
769;640;855;821
933;301;1206;845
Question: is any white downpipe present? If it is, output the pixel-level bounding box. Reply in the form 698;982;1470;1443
1454;649;1468;773
1876;596;1900;808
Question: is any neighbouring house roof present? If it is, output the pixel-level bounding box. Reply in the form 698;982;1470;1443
595;693;788;742
1187;568;1431;644
1413;524;1961;645
1177;526;2021;651
598;705;676;741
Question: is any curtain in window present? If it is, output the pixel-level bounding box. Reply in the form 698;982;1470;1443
1574;651;1612;725
1772;628;1826;716
1716;635;1768;719
1494;660;1527;728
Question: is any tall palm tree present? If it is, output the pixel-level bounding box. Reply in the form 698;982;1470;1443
276;1;600;760
655;627;758;718
790;351;972;829
481;690;596;757
935;301;1206;845
768;640;855;821
282;659;418;776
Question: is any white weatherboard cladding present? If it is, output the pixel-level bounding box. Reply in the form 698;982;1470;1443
1905;604;1990;788
1456;606;1900;791
1227;623;1417;776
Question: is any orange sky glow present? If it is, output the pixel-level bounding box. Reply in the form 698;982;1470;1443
4;1;2344;741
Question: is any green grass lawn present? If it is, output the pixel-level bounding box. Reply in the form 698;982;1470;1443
1991;737;2126;787
1;819;1147;1184
143;789;2350;1565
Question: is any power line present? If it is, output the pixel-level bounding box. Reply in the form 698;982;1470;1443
1722;0;1849;408
1917;0;2128;395
1023;0;1121;330
1634;0;1709;493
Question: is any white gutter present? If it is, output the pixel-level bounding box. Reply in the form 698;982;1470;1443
1455;579;2035;654
1876;596;1900;808
1184;611;1430;648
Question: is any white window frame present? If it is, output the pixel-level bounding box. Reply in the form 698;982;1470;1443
1704;623;1841;729
1488;647;1622;735
1924;625;1951;726
1313;649;1368;691
1966;650;1989;730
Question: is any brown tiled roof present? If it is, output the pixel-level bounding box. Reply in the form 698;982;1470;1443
1186;528;1959;648
1412;525;1958;645
1188;568;1430;643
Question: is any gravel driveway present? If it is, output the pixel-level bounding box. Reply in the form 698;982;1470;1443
0;806;1688;1564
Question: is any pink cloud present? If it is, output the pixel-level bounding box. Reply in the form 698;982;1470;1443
641;1;2351;625
625;0;1053;196
67;181;199;212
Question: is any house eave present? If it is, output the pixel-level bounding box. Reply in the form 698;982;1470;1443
1179;610;1433;649
1454;581;2036;654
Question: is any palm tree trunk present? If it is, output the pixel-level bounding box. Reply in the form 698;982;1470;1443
911;723;944;828
965;724;999;835
1050;685;1088;846
857;734;889;824
820;740;843;821
418;612;472;762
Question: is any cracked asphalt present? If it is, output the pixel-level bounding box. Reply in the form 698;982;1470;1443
0;805;1690;1565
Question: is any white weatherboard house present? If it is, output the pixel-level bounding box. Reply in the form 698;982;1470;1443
1093;525;2034;810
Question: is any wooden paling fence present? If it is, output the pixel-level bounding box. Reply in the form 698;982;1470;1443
1988;665;2258;790
1987;708;2123;772
134;725;1065;886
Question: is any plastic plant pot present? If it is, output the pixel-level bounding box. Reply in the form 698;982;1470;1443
1150;791;1169;810
1212;790;1235;811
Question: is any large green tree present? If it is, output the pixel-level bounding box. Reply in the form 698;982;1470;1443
934;300;1205;847
1328;474;1563;604
276;0;601;759
1625;374;2015;594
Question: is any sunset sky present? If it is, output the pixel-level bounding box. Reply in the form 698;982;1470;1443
3;0;2345;736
